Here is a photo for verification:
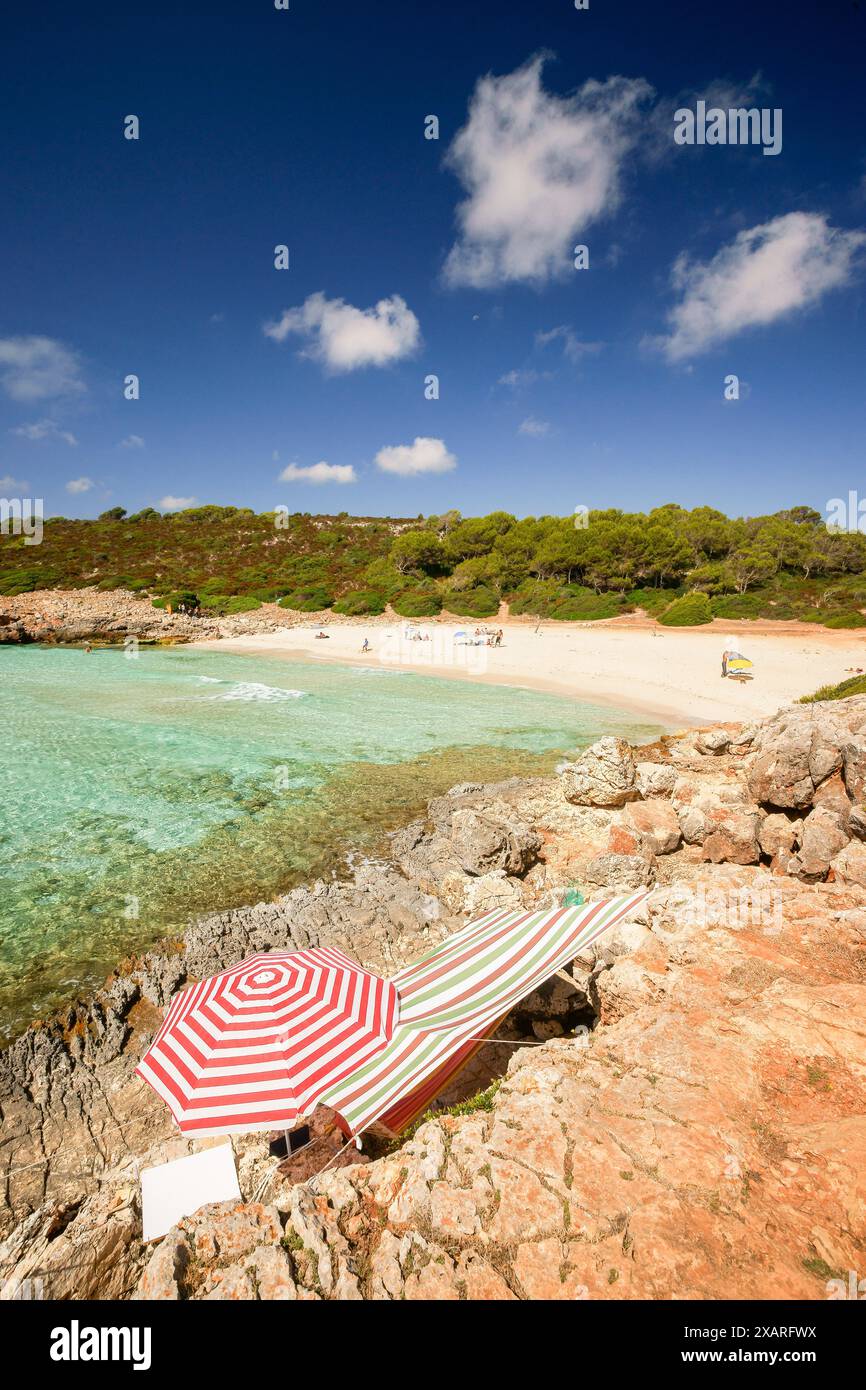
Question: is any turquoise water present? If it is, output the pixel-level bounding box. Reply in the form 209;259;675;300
0;646;663;1039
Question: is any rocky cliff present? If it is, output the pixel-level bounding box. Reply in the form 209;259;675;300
1;699;864;1300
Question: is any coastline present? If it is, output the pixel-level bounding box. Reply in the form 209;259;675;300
193;615;866;729
2;695;865;1300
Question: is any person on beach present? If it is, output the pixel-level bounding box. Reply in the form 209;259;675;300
361;638;370;653
721;649;729;678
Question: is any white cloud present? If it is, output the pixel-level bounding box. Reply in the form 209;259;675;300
651;212;866;362
443;56;651;288
264;292;421;372
535;325;603;363
119;434;145;449
0;336;85;401
159;495;197;511
65;477;94;494
374;437;457;477
498;367;547;389
518;416;550;436
279;461;357;485
10;419;78;446
0;474;30;494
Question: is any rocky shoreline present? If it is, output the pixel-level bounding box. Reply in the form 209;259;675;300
1;698;865;1300
0;586;355;645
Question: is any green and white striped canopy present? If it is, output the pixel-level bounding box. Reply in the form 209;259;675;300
321;890;649;1136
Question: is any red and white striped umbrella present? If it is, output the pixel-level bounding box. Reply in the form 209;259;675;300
136;946;399;1137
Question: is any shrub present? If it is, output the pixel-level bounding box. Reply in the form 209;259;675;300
710;593;765;620
550;591;626;621
441;585;499;618
508;579;563;617
800;674;866;702
151;590;198;611
0;568;45;595
626;587;671;616
332;589;387;616
659;592;713;626
392;589;442;618
823;611;866;628
279;586;335;612
96;576;134;591
222;596;262;614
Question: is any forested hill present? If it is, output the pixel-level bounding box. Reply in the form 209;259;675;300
2;503;866;626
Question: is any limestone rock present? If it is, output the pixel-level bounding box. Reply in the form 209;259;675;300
559;737;638;808
635;761;678;798
746;701;866;809
622;800;682;855
758;812;801;859
830;840;866;887
696;728;731;755
584;852;656;890
702;811;761;865
794;806;851;882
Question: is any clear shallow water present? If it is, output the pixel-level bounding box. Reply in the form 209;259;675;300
0;646;663;1039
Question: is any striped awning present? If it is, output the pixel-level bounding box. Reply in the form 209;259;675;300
136;947;399;1137
319;891;649;1136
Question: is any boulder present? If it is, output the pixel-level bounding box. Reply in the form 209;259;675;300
843;739;866;802
449;808;541;877
745;704;860;809
678;806;708;845
584;852;656;890
635;762;678;798
812;771;853;824
702;811;761;865
622;800;682;855
696;728;731;755
559;738;638;808
849;804;866;842
758;812;801;859
829;840;866;887
794;806;851;882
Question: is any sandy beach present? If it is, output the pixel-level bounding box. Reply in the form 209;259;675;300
194;615;866;728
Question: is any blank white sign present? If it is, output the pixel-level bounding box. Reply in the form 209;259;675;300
141;1144;241;1243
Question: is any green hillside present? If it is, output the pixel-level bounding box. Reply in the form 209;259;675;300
3;502;866;625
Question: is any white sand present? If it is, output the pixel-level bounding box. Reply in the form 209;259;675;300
194;617;866;731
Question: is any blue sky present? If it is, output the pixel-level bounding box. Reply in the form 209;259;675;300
0;0;864;520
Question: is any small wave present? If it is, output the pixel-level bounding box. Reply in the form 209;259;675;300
352;666;407;677
201;678;307;703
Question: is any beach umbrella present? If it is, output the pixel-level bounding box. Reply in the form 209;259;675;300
318;891;649;1137
136;947;399;1137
